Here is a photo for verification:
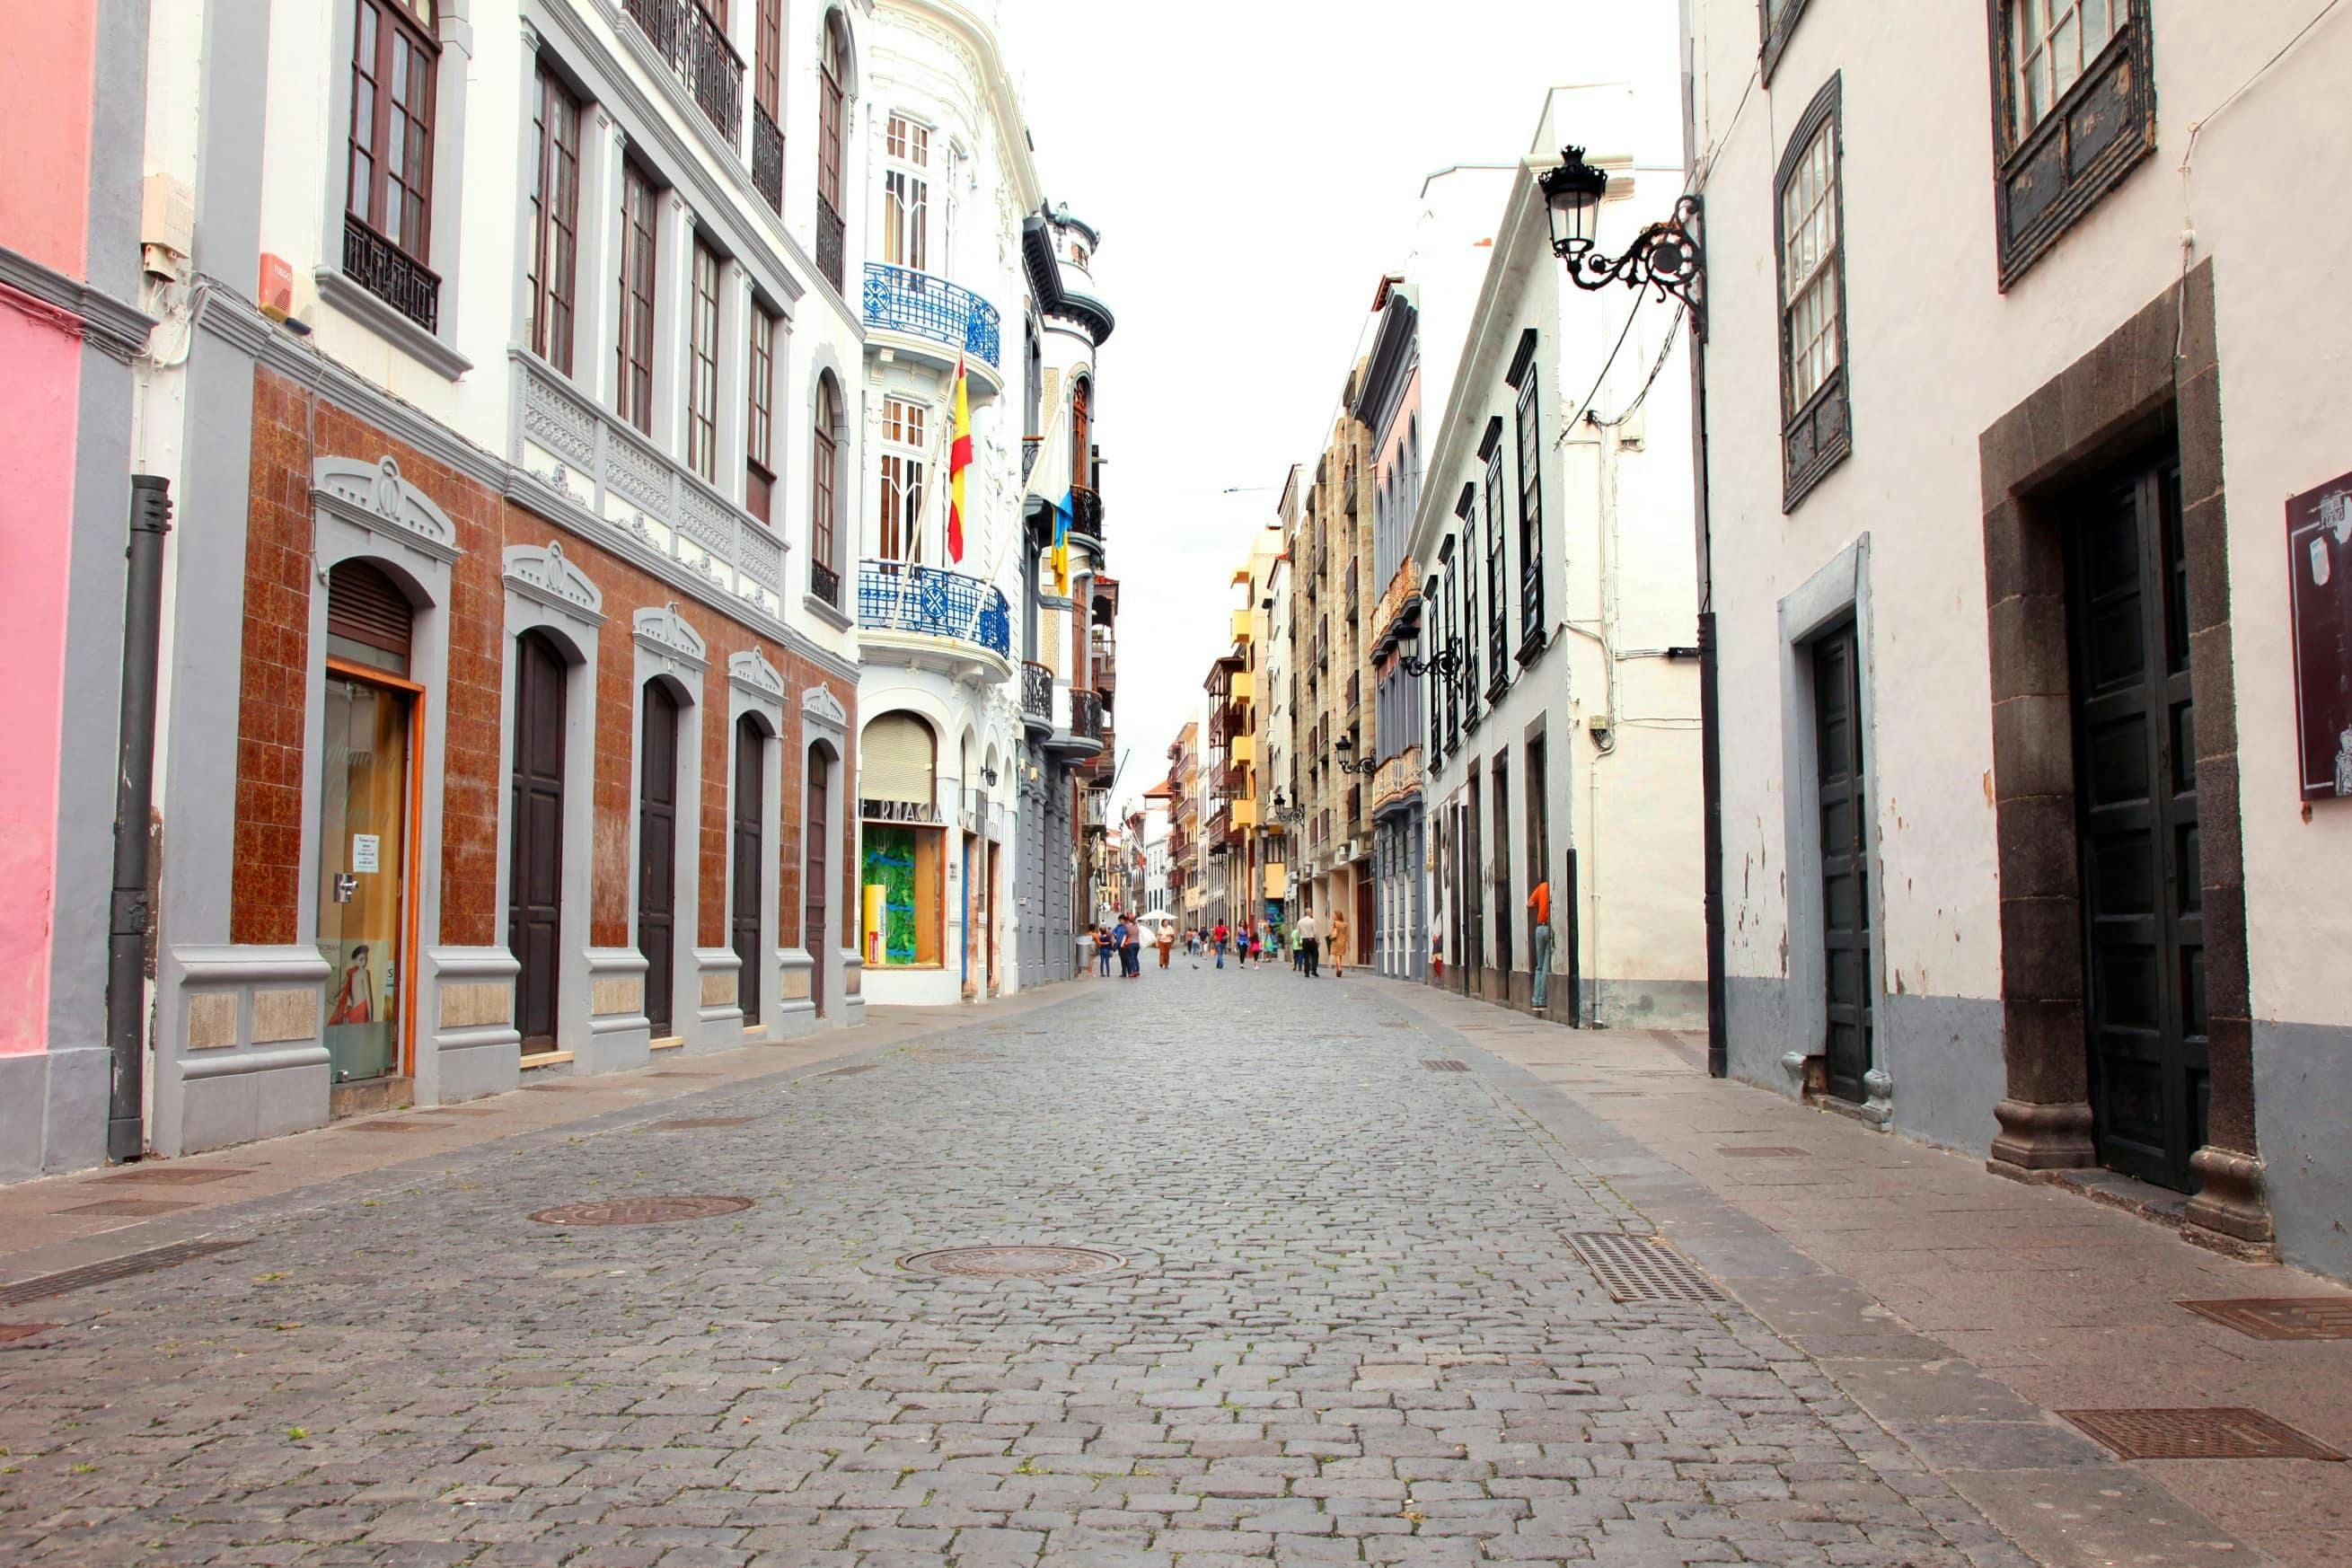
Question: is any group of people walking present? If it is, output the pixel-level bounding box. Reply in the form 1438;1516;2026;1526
1171;909;1349;977
1090;914;1167;979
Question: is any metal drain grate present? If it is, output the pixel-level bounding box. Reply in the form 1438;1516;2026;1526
0;1239;251;1308
822;1064;881;1077
56;1198;198;1217
337;1120;436;1132
1423;1059;1471;1073
647;1070;722;1079
2177;1299;2352;1341
1589;1090;1649;1097
1569;1233;1726;1304
903;1245;1122;1279
413;1106;502;1116
0;1324;59;1343
650;1116;761;1131
96;1167;254;1186
528;1195;753;1228
1716;1146;1810;1158
522;1083;584;1092
2061;1407;2345;1461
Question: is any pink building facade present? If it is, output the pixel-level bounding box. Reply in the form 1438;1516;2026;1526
0;0;154;1180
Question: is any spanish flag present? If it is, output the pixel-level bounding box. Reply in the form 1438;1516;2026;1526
947;355;970;563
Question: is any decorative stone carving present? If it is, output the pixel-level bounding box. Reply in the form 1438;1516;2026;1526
519;360;597;470
505;539;605;624
676;480;736;556
1860;1067;1894;1128
313;455;461;562
736;523;784;591
729;647;784;702
604;428;672;518
633;602;709;672
801;683;848;733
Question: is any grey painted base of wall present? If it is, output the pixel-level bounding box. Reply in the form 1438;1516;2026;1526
0;1044;110;1182
1592;977;1709;1032
177;1048;332;1156
435;1030;520;1102
769;999;818;1039
577;1018;652;1075
1726;976;2007;1157
2253;1017;2352;1285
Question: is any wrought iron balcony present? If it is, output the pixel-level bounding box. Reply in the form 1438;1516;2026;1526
815;194;845;294
1023;436;1042;486
342;214;439;333
621;0;743;150
861;262;1000;367
808;558;840;608
857;561;1010;662
1072;687;1104;743
752;101;783;215
1069;484;1103;539
1021;660;1053;730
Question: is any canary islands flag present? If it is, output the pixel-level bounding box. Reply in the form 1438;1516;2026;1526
1025;400;1075;597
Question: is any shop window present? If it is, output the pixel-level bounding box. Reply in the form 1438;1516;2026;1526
859;711;942;968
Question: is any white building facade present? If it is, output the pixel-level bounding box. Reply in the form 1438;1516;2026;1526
1686;0;2352;1274
1405;83;1706;1025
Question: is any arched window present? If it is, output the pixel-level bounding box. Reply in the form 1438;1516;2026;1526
1070;377;1091;492
810;370;841;601
861;711;937;804
817;11;847;216
859;712;942;969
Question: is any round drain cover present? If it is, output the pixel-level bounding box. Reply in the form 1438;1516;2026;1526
903;1245;1122;1279
529;1195;753;1228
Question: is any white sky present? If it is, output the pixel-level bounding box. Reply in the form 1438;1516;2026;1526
997;0;1654;821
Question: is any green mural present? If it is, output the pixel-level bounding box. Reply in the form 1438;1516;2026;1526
863;826;919;965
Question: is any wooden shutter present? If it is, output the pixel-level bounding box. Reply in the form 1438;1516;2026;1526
327;559;414;663
859;713;935;803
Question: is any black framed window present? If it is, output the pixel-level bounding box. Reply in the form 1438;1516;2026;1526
1425;584;1444;764
615;163;657;436
348;0;436;260
1987;0;2154;286
526;64;580;374
810;373;841;600
1512;375;1545;654
1457;520;1480;725
1484;444;1508;694
1775;75;1851;511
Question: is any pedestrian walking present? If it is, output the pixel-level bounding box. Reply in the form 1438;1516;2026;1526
1328;907;1350;980
1212;921;1230;969
1095;924;1115;978
1297;911;1320;978
1291;919;1305;973
1121;913;1142;978
1528;875;1555;1012
1157;921;1174;969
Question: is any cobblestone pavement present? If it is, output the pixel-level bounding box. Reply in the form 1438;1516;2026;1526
0;970;2042;1567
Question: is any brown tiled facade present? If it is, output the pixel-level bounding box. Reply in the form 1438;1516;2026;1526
230;365;855;963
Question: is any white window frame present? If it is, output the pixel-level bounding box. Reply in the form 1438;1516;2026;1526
882;112;930;272
878;393;928;560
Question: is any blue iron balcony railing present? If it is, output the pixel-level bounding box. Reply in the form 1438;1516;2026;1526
858;562;1009;656
861;262;1000;367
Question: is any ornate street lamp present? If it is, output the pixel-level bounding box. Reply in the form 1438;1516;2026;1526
1538;145;1703;324
1268;789;1307;825
1395;614;1464;691
1332;735;1379;778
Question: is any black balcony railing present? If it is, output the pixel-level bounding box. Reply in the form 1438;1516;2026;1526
752;101;784;214
1070;484;1103;539
342;214;440;333
1022;660;1053;724
1072;687;1104;743
815;194;845;294
621;0;743;150
808;558;840;608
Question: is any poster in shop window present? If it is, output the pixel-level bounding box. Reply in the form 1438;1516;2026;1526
2286;471;2352;800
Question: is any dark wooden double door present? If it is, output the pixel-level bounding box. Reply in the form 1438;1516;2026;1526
2066;446;2207;1192
1811;622;1872;1105
638;685;682;1038
508;633;568;1053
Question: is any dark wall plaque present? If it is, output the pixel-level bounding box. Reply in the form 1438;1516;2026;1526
2287;471;2352;800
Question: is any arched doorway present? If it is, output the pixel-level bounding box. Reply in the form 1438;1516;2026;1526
507;629;570;1053
733;713;771;1025
318;559;422;1086
637;682;683;1038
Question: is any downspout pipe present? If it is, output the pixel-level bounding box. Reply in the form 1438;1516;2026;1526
107;475;173;1161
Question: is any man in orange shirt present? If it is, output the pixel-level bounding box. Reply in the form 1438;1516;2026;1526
1528;875;1555;1014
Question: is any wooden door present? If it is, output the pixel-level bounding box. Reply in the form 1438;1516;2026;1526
2067;448;2206;1191
733;716;766;1026
806;748;829;1016
1812;622;1872;1105
637;683;679;1038
507;632;568;1053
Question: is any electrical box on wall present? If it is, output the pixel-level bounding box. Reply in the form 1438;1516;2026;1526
140;173;194;274
257;254;294;322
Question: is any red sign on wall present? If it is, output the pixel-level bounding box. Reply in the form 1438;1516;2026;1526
2287;471;2352;801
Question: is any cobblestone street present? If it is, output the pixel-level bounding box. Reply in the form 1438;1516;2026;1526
0;971;2279;1567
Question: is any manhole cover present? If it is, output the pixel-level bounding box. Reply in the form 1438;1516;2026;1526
1569;1233;1726;1304
1716;1146;1810;1158
528;1196;753;1228
2178;1298;2352;1341
903;1245;1123;1279
1423;1060;1471;1073
650;1116;761;1130
0;1324;59;1343
2061;1407;2344;1461
97;1167;254;1186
